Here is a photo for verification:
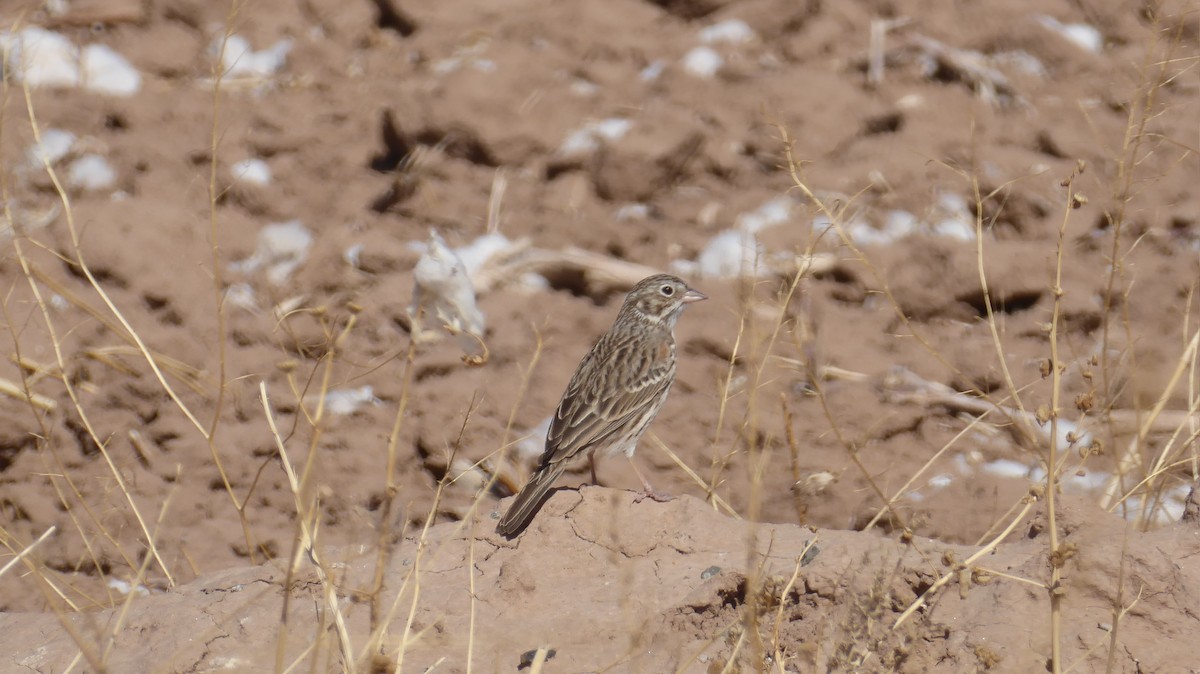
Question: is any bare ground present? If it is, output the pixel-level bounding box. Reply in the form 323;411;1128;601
0;0;1198;672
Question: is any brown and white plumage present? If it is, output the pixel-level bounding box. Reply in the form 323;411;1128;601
497;274;706;537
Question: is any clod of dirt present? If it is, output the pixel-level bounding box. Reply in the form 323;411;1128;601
370;0;418;36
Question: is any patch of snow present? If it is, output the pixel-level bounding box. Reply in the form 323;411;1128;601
682;47;723;79
230;220;313;285
980;458;1032;479
215;34;293;78
231;158;272;186
736;196;793;234
27;129;76;167
616;203;650;221
557;118;634;159
699;20;757;45
322;386;381;416
639;60;666;82
1035;15;1103;53
0;28;141;95
67;154;116;191
80;44;141;96
453;232;512;279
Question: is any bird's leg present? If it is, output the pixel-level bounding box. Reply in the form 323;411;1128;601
589;451;599;485
629;456;674;503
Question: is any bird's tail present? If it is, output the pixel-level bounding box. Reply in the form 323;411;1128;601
496;463;567;538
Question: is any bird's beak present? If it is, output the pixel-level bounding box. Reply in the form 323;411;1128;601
682;288;708;304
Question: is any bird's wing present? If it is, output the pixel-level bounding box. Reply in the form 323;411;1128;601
540;333;675;468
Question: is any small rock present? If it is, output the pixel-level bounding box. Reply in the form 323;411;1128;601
800;542;820;566
518;648;557;670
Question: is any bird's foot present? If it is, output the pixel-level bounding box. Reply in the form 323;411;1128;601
633;488;675;504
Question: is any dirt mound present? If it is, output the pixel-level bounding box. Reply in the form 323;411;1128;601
4;489;1198;672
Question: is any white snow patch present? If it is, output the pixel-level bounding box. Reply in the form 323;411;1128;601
224;283;260;312
1;27;79;89
1035;15;1103;53
107;578;150;597
1;27;141;95
215;34;293;78
682;47;723;78
231;158;272;186
616;203;650;221
991;50;1047;78
736;196;793;234
80;44;141;96
230;220;313;285
699;20;757;45
344;244;364;268
27;129;77;167
687;228;762;279
67;154;116;191
514;416;553;462
639;60;666;82
931;191;976;241
557;118;634;159
453;232;512;279
321;386;381;416
980;458;1033;480
927;474;953;490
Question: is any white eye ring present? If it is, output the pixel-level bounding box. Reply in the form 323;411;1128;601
660;285;674;296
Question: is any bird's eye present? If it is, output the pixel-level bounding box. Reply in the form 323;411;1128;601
660;285;674;296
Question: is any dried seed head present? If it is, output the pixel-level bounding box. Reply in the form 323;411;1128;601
1074;392;1094;413
1084;439;1104;457
1050;542;1078;568
1036;404;1051;425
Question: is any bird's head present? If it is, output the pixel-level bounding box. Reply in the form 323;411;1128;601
621;274;707;325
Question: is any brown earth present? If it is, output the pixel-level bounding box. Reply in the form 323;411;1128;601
5;489;1200;673
0;0;1197;672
